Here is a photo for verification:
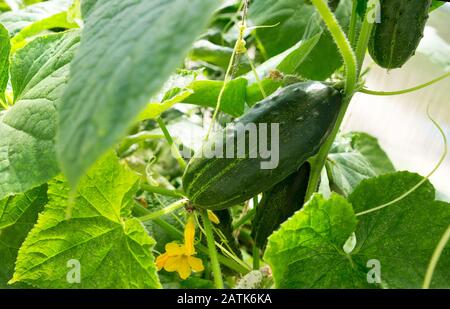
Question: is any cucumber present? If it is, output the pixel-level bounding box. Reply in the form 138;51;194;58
183;81;342;210
252;163;310;249
368;0;432;69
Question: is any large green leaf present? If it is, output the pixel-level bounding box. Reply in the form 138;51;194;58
57;0;221;186
0;31;79;200
349;172;450;288
265;172;450;288
0;0;72;36
10;152;161;288
0;23;9;103
0;185;47;288
326;132;395;196
264;193;364;288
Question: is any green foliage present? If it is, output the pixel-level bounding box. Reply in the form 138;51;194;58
326;132;395;196
57;0;222;187
0;185;47;288
0;0;72;36
0;23;9;103
0;31;79;200
0;0;447;290
10;152;161;288
265;172;450;288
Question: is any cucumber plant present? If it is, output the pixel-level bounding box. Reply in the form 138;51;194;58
0;0;449;289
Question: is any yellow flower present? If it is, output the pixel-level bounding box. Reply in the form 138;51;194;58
207;210;220;224
184;214;196;255
156;242;204;280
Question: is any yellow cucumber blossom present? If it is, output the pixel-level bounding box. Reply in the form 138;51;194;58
156;214;204;280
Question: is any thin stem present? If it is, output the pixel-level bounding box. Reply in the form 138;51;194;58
140;182;185;198
360;71;450;96
138;199;188;222
201;209;224;289
253;246;260;270
196;218;252;273
423;225;450;289
233;207;256;229
133;204;249;274
355;7;374;73
156;118;186;170
311;0;357;94
118;132;164;154
206;48;237;140
348;0;358;46
304;95;353;202
246;51;267;98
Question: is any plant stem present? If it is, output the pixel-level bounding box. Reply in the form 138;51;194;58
233;207;256;229
206;48;237;140
304;95;352;201
140;182;185;198
311;0;357;94
200;209;224;288
348;0;358;46
423;224;450;289
355;7;374;73
156;117;186;170
133;204;249;274
246;51;267;98
138;199;188;222
360;71;450;96
253;246;260;270
118;132;164;154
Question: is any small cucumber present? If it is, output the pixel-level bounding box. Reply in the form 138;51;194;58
252;163;310;249
368;0;432;69
183;81;342;210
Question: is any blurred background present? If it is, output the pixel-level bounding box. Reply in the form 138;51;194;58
343;4;450;201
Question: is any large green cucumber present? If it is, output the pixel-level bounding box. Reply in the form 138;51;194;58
368;0;432;69
252;162;310;249
183;81;342;210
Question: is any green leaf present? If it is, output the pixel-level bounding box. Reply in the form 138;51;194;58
345;132;395;175
0;23;9;103
250;0;353;81
248;0;319;58
266;172;450;288
0;31;79;200
11;11;79;52
0;185;46;229
264;193;364;288
0;185;47;288
430;0;446;12
293;0;353;80
183;77;248;117
57;0;221;187
10;152;161;288
350;172;450;288
0;0;72;36
245;78;282;107
326;132;394;196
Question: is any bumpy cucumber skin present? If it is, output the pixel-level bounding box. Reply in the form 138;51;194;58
369;0;431;69
252;163;310;249
183;81;342;210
